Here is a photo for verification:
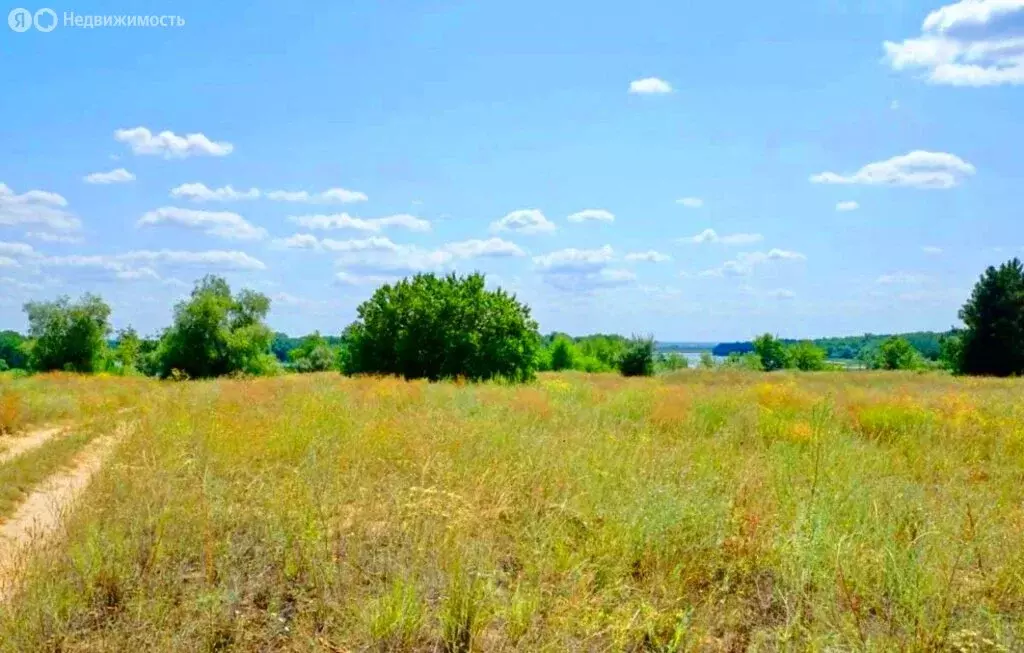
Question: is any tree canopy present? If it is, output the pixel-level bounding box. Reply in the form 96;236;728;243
154;275;277;378
957;258;1024;377
343;272;539;381
22;294;111;372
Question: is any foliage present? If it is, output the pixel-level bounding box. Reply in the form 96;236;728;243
288;332;339;373
957;258;1024;377
547;335;577;372
698;351;716;369
22;294;111;372
656;352;689;372
617;336;654;377
714;331;949;361
723;351;763;371
938;332;963;372
154;276;276;378
343;272;539;382
752;333;790;371
872;336;921;370
0;330;29;370
788;340;827;371
111;327;143;374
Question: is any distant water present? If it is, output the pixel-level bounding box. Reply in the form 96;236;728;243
676;352;725;365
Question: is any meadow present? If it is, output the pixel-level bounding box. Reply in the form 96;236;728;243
0;371;1022;651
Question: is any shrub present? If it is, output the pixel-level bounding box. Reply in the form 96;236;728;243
873;336;921;370
788;340;827;371
618;336;655;377
752;333;790;371
343;272;539;382
548;336;576;371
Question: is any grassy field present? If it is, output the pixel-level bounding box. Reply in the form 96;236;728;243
1;371;1023;651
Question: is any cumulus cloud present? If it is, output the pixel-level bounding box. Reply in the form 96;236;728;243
624;250;671;262
170;183;260;202
25;232;83;244
700;249;806;277
288;212;430;232
138;207;267;240
442;238;525;259
567;209;615;223
114;127;234;157
36;249;265;281
490;209;557;234
0;241;39;259
0;183;81;231
676;197;704;208
84;168;135;184
765;288;797;300
876;272;931;284
884;0;1024;86
335;271;404;286
810;151;976;189
922;245;944;255
629;77;673;94
836;201;860;211
533;245;615;271
266;188;368;204
678;228;764;245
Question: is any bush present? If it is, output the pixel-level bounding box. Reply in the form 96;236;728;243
788;340;827;371
548;336;576;372
23;293;111;372
657;353;689;372
618;336;654;377
753;333;790;371
343;272;539;382
873;336;921;370
698;352;716;369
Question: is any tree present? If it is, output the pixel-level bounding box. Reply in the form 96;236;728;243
23;294;111;372
873;336;920;370
957;258;1024;376
155;275;277;378
289;332;338;373
752;333;790;371
788;340;827;371
698;351;716;369
343;272;539;382
0;330;28;370
938;332;963;372
548;335;577;371
618;336;654;377
112;327;143;374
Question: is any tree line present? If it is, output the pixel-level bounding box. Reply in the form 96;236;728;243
1;258;1023;380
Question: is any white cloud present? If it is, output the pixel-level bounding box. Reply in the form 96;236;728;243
138;207;267;240
891;100;901;110
38;250;266;278
442;238;525;259
335;271;403;286
114;127;234;158
766;288;797;300
0;183;81;231
490;209;557;235
876;272;931;284
676;197;704;208
170;183;260;202
0;241;38;259
25;231;83;244
266;188;368;204
700;249;806;277
678;228;764;245
629;77;673;94
0;276;43;291
922;245;944;255
275;234;399;253
288;212;430;232
810;151;976;189
836;200;860;211
884;0;1024;86
567;209;615;223
84;168;135;184
0;257;17;268
624;250;671;262
533;245;614;271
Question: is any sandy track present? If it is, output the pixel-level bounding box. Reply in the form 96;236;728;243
0;426;68;465
0;431;123;601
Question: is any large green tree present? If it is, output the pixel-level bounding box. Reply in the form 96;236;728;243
22;294;111;372
0;330;28;370
343;272;539;381
155;276;277;378
752;333;790;371
957;258;1024;376
872;336;921;370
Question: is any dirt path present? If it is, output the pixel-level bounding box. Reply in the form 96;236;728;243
0;425;68;465
0;430;123;601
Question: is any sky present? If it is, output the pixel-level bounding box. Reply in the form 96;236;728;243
2;0;1022;341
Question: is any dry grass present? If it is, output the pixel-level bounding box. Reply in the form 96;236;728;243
1;371;1023;651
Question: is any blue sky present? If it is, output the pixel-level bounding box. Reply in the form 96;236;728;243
2;0;1022;341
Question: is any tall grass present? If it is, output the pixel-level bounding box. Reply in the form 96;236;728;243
1;371;1022;651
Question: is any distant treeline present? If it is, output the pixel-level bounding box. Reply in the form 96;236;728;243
712;331;953;361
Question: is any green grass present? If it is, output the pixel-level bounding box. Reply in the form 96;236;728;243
0;427;98;519
0;371;1022;651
